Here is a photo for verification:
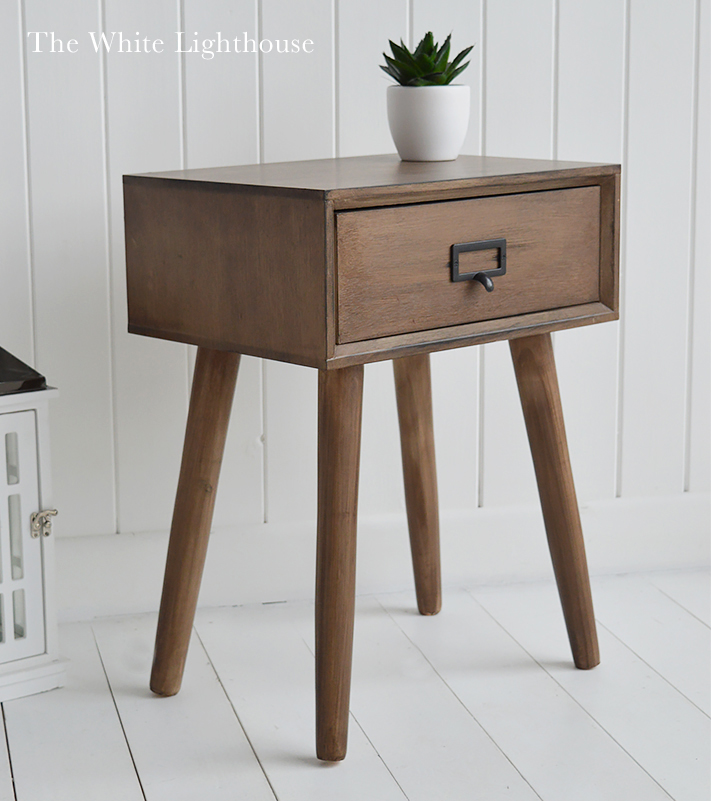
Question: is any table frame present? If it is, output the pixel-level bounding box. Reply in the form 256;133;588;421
123;154;620;762
149;334;598;761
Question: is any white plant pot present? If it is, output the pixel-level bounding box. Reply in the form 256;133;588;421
387;84;470;162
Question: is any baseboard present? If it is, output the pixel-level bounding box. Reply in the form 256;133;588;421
56;492;710;622
0;657;66;703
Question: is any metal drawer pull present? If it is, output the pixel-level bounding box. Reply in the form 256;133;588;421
450;238;507;292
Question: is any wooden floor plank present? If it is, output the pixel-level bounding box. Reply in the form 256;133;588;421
294;596;541;801
381;588;673;801
91;613;275;801
472;580;710;801
0;711;16;801
194;603;408;801
3;622;144;801
2;573;707;800
647;569;711;626
589;575;711;714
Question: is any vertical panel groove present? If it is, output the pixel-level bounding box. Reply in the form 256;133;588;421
615;0;632;498
549;0;559;355
551;0;559;159
258;0;267;522
257;0;264;162
683;0;702;492
332;0;339;158
178;0;187;170
18;0;37;368
177;0;190;401
480;0;487;156
477;0;487;505
98;0;120;535
407;0;413;48
476;0;487;507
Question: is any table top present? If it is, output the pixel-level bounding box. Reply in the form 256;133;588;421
130;153;618;197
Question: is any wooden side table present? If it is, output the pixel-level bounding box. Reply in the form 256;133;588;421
123;154;620;761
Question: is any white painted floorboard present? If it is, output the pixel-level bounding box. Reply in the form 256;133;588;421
0;572;708;801
91;614;274;801
0;717;15;801
648;570;711;626
195;603;406;801
3;623;144;801
471;579;711;801
295;596;540;801
590;575;711;715
382;589;672;801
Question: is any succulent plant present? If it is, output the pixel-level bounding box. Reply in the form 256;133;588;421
381;31;473;86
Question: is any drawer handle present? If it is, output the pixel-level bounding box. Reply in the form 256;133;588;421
451;238;507;292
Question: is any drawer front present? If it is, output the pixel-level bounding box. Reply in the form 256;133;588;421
336;186;601;344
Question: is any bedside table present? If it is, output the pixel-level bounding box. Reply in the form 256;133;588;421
123;154;620;761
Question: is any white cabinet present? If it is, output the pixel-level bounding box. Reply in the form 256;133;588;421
0;389;64;700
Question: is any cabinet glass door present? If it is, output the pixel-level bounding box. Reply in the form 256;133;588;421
0;411;45;661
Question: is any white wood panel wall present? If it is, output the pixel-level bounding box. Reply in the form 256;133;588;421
181;0;264;531
621;0;698;498
689;0;710;494
23;0;117;536
481;0;555;509
0;2;707;573
0;2;34;367
553;0;624;505
412;1;483;514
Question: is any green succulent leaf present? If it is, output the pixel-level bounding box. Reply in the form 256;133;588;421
421;53;437;72
434;50;449;74
434;34;451;68
448;44;474;72
446;62;470;83
414;31;433;59
388;40;409;61
380;31;474;86
380;63;401;82
383;53;409;73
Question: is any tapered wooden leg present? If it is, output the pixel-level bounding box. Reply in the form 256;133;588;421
315;365;364;761
510;333;599;669
150;347;240;696
393;354;441;616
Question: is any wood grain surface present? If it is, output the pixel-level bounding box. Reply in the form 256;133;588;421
124;178;328;366
136;153;616;195
337;187;601;343
124;157;619;368
315;364;364;761
150;347;240;696
393;354;441;615
509;333;599;669
330;302;616;367
598;172;621;311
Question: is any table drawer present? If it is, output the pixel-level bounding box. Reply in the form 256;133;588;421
336;186;601;344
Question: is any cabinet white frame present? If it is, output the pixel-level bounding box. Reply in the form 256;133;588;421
0;388;64;701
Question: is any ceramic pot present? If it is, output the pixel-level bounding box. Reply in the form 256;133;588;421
387;84;470;161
